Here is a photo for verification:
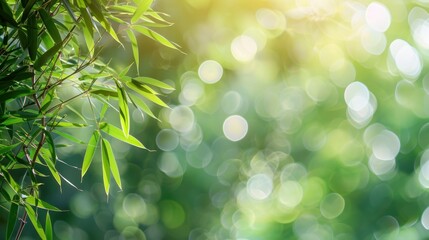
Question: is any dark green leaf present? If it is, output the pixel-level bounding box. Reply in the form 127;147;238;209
0;0;18;27
6;195;18;240
82;130;100;178
0;88;35;103
0;142;20;155
99;122;146;149
21;0;37;22
34;42;63;71
39;9;62;43
44;130;56;164
27;13;38;61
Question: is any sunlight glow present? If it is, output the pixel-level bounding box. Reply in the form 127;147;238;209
198;60;223;84
223;115;248;141
365;2;391;32
231;35;258;62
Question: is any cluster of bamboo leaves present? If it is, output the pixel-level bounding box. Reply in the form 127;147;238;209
0;0;177;239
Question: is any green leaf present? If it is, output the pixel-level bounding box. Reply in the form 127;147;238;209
34;42;63;71
128;93;157;120
21;0;37;22
87;2;121;44
80;8;94;56
131;0;153;24
6;195;18;240
26;196;62;212
116;82;130;137
101;138;111;195
53;130;86;144
81;130;100;178
99;122;146;149
39;147;61;187
0;0;18;27
0;88;35;103
126;29;139;74
133;77;175;90
51;122;88;128
45;212;53;240
24;204;47;240
126;81;169;108
0;142;21;155
44;130;56;164
0;165;20;192
132;25;179;50
28;13;39;61
102;138;122;190
39;9;62;43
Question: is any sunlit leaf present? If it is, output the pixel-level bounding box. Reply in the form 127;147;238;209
128;93;158;120
102;138;121;190
39;147;61;187
45;212;53;240
101;138;111;195
99;122;146;149
82;130;100;178
52;130;85;144
51;122;88;128
133;77;175;90
126;29;139;74
24;204;47;240
132;25;179;50
80;8;94;56
131;0;153;24
39;9;62;43
26;196;62;212
126;81;169;107
116;82;130;137
44;130;56;164
0;143;21;155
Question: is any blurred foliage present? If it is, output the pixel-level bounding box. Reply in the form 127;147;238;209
5;0;429;239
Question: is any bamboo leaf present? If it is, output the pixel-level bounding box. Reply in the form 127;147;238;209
39;147;61;187
26;196;62;212
131;0;153;24
126;29;139;74
28;13;39;61
50;121;88;128
39;9;62;43
126;81;169;107
24;204;47;240
0;88;35;103
133;77;175;90
44;130;56;164
81;130;100;178
116;82;130;137
128;93;157;119
101;138;110;195
6;195;18;240
99;122;146;149
80;8;94;56
53;130;86;144
132;25;179;50
34;42;63;71
0;0;18;27
0;142;21;155
45;212;53;240
102;138;121;190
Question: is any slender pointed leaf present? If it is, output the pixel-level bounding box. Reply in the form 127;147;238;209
39;148;61;186
116;82;130;137
34;42;63;71
81;130;100;178
131;0;153;24
24;204;47;240
28;13;38;61
126;81;169;107
132;25;179;50
99;122;146;149
52;130;85;144
133;77;175;90
126;29;138;73
101;138;110;195
45;212;53;240
44;130;56;164
26;196;62;212
6;195;18;240
39;9;62;43
102;139;121;190
80;8;94;56
128;93;157;119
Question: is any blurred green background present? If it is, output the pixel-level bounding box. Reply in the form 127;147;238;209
15;0;429;239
